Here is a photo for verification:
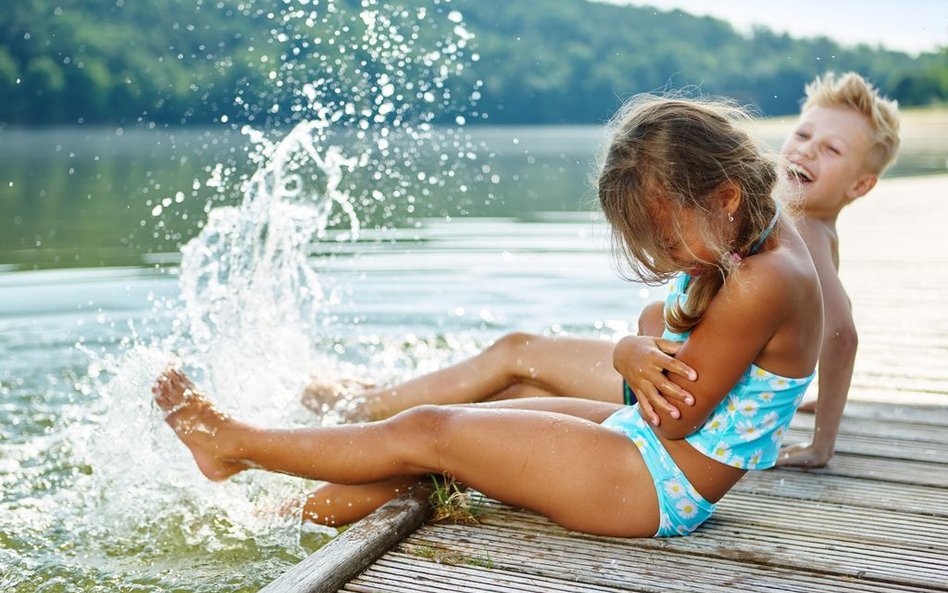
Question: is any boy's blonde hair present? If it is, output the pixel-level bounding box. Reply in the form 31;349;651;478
802;71;901;175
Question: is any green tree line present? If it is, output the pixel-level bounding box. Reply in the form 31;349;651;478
1;0;945;126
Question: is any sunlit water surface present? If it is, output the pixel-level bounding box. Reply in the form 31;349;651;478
0;214;655;591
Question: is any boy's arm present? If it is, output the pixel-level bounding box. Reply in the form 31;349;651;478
778;219;858;467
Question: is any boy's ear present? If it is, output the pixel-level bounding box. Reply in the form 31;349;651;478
846;174;878;203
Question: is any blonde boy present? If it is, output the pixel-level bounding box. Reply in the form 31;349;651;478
777;72;901;467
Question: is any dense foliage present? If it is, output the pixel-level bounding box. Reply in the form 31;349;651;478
2;0;946;125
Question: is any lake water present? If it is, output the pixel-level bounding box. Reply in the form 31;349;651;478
1;122;946;591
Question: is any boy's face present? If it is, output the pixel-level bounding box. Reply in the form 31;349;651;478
781;105;877;215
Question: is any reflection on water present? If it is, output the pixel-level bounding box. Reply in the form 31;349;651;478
0;125;608;270
2;119;947;271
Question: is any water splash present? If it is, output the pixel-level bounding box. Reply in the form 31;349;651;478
1;2;485;590
175;117;359;421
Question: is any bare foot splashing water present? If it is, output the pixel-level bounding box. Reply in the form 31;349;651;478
152;368;248;482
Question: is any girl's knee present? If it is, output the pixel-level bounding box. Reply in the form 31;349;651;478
389;405;451;460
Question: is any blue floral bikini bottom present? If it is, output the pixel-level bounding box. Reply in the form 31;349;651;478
601;404;716;537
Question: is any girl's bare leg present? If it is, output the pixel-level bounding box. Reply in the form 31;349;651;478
302;476;424;526
347;333;621;420
300;396;625;526
155;370;657;536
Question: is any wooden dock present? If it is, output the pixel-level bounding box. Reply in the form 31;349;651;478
330;399;948;593
263;176;948;593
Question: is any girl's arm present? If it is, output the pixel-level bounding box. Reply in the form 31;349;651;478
651;259;796;440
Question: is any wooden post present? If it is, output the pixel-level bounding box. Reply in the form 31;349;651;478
259;491;429;593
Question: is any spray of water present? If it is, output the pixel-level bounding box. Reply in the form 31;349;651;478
6;1;486;590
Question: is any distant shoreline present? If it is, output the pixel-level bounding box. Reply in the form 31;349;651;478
1;105;945;133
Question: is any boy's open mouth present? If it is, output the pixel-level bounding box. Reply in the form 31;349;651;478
787;162;814;184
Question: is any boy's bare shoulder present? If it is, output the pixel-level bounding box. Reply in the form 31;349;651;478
797;214;841;269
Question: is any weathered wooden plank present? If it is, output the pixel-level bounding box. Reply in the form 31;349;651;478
785;427;948;462
345;553;625;593
259;492;428;593
380;540;876;593
735;469;948;516
456;495;948;584
776;453;948;488
715;493;948;550
401;522;944;593
839;386;948;407
789;413;948;444
812;401;948;426
850;377;948;397
851;349;948;375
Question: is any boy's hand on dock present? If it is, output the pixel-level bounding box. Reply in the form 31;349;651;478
776;442;831;468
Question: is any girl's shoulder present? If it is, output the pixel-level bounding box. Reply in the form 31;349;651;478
717;237;820;326
734;223;818;295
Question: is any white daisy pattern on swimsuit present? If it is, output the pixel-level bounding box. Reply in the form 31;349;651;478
735;398;759;417
726;395;739;415
600;401;717;537
676;499;698;519
735;420;760;442
711;441;732;463
749;449;764;468
664;479;686;499
705;412;728;434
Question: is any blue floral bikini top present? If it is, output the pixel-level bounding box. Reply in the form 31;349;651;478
662;206;815;470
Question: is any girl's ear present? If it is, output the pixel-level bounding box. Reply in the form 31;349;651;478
716;181;742;218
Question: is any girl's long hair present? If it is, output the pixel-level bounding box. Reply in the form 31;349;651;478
598;96;779;334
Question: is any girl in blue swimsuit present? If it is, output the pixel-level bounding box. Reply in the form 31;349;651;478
153;96;823;538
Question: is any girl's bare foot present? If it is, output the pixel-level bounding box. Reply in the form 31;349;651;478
152;368;248;481
300;375;374;420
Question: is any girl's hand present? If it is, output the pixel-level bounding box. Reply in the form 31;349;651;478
613;335;697;426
